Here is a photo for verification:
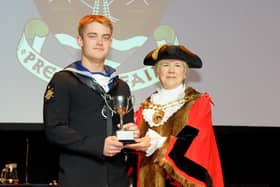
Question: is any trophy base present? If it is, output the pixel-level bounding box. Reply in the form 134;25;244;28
116;130;135;144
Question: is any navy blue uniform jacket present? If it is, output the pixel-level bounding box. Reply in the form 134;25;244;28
43;70;134;187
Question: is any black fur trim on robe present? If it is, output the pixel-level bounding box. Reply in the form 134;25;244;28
169;125;213;187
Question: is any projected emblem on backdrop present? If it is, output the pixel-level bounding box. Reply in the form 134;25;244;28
17;0;179;91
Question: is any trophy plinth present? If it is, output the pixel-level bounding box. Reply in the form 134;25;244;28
106;95;135;144
116;130;135;144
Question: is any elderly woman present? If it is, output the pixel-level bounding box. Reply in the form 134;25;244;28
126;45;224;187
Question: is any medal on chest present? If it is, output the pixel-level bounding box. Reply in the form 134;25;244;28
152;110;165;124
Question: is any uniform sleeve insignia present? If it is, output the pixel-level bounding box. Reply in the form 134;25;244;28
44;85;55;101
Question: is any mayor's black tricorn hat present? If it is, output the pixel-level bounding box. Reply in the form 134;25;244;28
143;44;202;68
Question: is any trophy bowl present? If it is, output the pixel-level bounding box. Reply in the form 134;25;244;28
108;95;135;144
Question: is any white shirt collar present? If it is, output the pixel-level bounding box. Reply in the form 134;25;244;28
151;84;186;105
142;84;186;127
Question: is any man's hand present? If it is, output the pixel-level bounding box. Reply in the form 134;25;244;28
120;122;140;138
103;136;124;157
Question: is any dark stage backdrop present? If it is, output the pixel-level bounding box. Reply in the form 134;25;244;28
0;126;278;186
1;0;280;127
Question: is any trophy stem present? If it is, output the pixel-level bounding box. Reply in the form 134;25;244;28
119;115;124;129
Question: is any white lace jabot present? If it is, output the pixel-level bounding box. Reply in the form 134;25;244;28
142;84;186;127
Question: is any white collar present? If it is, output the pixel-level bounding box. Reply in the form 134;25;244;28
151;84;186;105
142;84;186;127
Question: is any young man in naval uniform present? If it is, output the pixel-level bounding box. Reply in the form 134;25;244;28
43;14;139;187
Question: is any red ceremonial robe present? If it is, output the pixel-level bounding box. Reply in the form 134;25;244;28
135;87;224;187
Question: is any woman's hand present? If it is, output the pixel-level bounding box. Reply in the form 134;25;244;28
124;136;151;152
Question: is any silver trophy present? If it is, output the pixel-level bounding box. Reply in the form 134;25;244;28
106;95;135;144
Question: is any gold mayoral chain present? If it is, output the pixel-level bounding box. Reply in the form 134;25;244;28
141;94;200;124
